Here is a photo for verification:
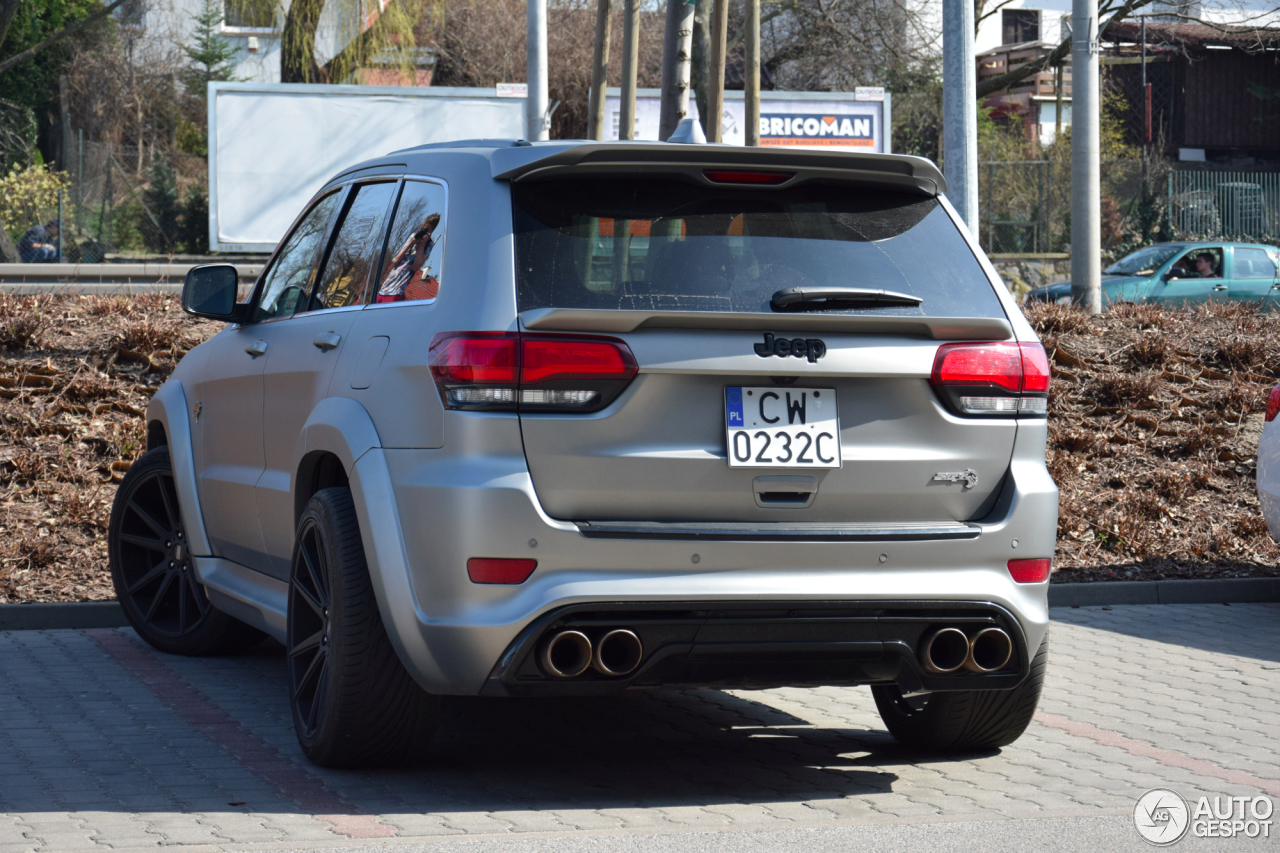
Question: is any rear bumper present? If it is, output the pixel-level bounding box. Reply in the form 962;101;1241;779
351;419;1056;696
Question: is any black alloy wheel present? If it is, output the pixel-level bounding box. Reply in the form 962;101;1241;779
287;515;333;741
109;446;262;656
286;487;438;767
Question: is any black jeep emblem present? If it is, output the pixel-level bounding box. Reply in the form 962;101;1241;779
753;333;827;364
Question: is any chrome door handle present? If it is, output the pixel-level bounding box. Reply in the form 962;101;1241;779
245;340;268;357
313;332;342;352
1212;284;1228;291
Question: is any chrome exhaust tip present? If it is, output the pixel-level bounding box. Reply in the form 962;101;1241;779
920;627;969;674
965;627;1013;673
539;630;593;678
591;629;643;676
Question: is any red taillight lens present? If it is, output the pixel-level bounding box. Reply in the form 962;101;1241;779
522;337;638;384
703;169;793;185
930;341;1050;417
1019;342;1051;393
428;332;518;384
932;342;1024;392
428;332;638;412
467;557;537;584
1267;386;1280;423
1007;558;1052;583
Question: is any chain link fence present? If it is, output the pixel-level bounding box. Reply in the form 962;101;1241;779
61;137;207;261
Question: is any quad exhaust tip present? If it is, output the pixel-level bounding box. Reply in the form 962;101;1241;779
540;630;593;678
964;627;1013;673
921;627;970;673
592;629;643;676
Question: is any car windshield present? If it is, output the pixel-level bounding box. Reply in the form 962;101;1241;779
1105;245;1181;276
512;178;1006;319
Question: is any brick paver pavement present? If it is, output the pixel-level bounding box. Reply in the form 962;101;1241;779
0;603;1276;852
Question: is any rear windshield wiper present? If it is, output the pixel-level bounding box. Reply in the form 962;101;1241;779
770;287;923;312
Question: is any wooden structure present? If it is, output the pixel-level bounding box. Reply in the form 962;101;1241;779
977;41;1071;99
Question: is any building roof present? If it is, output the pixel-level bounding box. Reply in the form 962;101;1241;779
1103;20;1280;50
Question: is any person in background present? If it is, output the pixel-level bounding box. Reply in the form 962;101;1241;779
18;221;59;263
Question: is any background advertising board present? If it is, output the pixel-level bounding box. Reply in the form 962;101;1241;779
603;88;891;153
209;82;525;252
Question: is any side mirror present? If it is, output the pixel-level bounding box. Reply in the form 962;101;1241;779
183;263;245;321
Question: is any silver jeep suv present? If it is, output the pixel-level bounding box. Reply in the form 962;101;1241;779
109;140;1057;767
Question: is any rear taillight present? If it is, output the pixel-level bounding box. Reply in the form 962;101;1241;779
1267;386;1280;423
429;332;637;413
930;342;1050;417
1008;558;1052;583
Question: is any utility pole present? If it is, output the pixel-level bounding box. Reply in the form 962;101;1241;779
527;0;549;140
659;0;695;141
588;0;612;140
706;0;728;142
1070;0;1101;313
942;0;978;234
745;0;760;145
620;0;640;139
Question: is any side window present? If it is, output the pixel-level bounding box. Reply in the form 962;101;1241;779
251;192;341;323
311;182;398;311
1169;247;1222;279
1234;247;1277;280
373;180;446;304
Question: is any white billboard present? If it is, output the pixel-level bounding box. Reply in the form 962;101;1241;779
209;82;526;253
603;88;891;153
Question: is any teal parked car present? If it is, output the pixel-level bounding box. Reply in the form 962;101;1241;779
1023;242;1280;308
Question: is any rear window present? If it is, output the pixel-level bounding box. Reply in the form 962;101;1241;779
513;178;1006;318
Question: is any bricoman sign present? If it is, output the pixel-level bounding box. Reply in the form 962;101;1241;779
603;88;889;153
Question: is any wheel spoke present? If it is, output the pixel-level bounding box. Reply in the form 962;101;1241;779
177;571;187;631
293;647;326;703
187;574;210;616
118;532;167;552
307;664;329;733
125;559;168;596
298;532;328;608
144;572;175;623
127;499;170;539
289;628;324;658
292;576;325;619
156;475;179;531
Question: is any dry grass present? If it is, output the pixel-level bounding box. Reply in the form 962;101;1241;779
1025;300;1280;583
0;295;220;602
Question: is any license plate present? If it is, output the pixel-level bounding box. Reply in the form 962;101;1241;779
724;386;841;468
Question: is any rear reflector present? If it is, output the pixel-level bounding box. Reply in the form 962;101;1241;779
467;558;537;584
703;169;793;185
1007;558;1051;583
1267;386;1280;422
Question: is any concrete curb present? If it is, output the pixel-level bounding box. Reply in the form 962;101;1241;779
1048;577;1280;607
0;601;128;631
3;578;1278;630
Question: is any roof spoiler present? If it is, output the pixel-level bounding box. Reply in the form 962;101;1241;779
491;142;946;197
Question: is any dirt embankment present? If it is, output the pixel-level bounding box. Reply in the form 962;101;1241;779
1025;301;1279;582
0;296;1277;602
1;294;220;602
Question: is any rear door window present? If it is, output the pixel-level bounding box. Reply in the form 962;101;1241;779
373;179;447;304
1234;247;1278;279
310;181;398;311
513;178;1006;319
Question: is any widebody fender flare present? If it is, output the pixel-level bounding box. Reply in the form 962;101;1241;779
295;396;446;689
145;381;213;557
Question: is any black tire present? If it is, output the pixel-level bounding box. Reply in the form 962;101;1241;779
109;445;264;656
872;635;1048;752
287;487;439;767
